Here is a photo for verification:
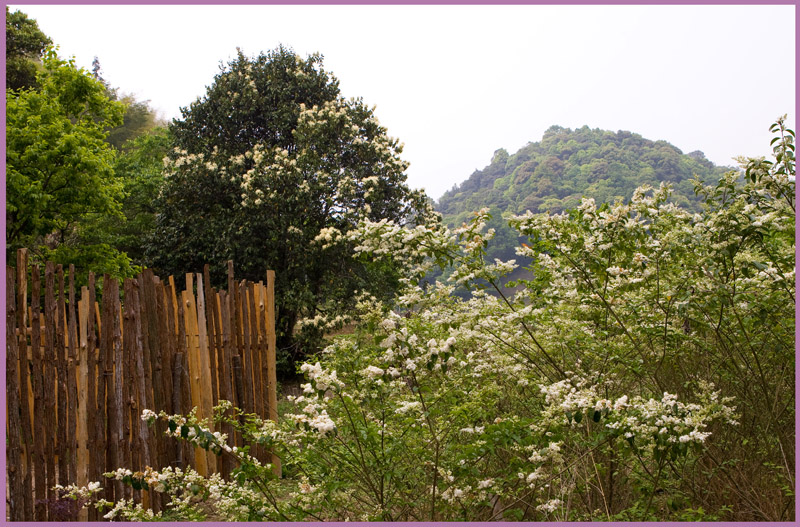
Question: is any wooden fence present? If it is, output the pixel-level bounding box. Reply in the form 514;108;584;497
6;249;279;522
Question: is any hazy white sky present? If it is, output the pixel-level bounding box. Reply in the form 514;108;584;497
13;4;796;200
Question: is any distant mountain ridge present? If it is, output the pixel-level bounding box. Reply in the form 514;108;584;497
437;124;731;221
432;125;732;264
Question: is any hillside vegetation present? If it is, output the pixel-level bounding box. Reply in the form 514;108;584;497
98;118;794;522
436;126;731;261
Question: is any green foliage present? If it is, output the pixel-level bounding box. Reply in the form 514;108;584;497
70;118;793;522
104;127;171;264
105;93;165;151
437;126;731;263
6;48;132;277
5;8;52;91
146;46;438;370
5;12;165;282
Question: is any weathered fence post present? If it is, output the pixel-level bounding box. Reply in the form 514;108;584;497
56;266;68;490
129;278;153;509
217;289;236;478
266;270;281;477
175;287;194;470
31;264;47;521
172;352;184;468
44;262;57;507
122;279;137;502
194;272;216;474
15;250;34;519
7;266;24;521
77;282;90;522
202;265;219;409
86;272;101;521
246;281;262;460
240;281;254;417
67;265;79;506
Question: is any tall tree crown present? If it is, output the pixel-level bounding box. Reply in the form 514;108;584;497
170;46;340;156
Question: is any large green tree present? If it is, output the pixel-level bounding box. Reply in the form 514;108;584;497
147;46;436;369
5;7;52;91
6;49;130;276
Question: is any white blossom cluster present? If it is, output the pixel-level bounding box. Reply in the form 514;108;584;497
538;374;737;448
140;408;234;454
299;361;344;392
53;481;103;501
285;394;337;437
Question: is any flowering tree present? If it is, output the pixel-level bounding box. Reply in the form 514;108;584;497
147;46;437;366
73;118;793;522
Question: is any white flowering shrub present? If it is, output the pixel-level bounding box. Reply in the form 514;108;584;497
74;119;793;521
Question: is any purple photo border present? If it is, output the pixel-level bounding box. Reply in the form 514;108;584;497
1;1;797;526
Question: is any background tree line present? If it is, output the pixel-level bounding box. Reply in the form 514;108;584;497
6;8;168;281
436;125;732;264
2;8;753;374
5;9;434;374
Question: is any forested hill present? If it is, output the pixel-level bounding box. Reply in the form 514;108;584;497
436;125;732;226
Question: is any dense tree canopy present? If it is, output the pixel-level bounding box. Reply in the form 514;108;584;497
147;46;437;369
436;126;732;265
5;7;52;91
88;127;171;267
439;126;730;220
6;49;131;275
5;11;169;280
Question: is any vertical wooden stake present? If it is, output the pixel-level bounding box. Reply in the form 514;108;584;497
231;354;245;424
248;281;264;461
184;276;212;475
239;281;253;416
202;265;219;409
162;281;178;467
172;352;184;469
7;266;24;521
137;270;159;512
56;265;68;488
266;271;281;478
195;272;217;474
67;265;79;500
217;290;235;478
77;285;90;523
122;280;136;501
15;250;33;520
130;278;153;507
86;273;99;521
31;264;47;521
